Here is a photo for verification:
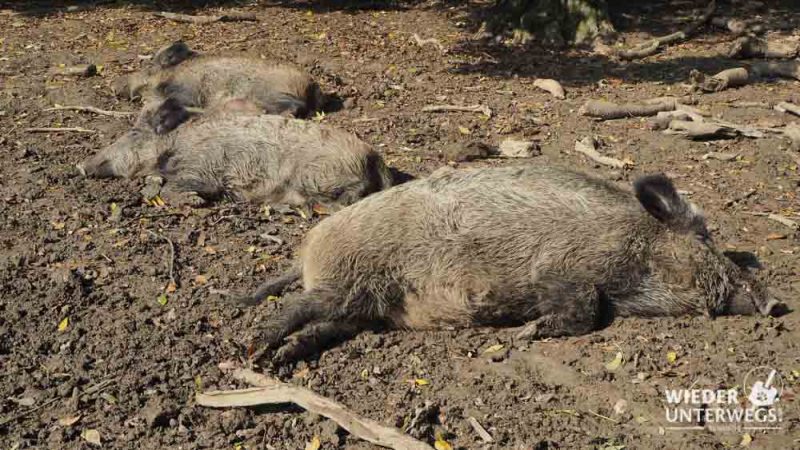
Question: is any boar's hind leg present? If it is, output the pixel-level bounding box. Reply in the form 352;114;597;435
272;320;368;364
516;280;600;340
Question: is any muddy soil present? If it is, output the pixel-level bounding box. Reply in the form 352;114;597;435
1;1;798;449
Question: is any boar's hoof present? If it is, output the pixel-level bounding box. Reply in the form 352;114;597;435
761;298;788;317
159;189;206;207
515;313;596;341
76;163;87;177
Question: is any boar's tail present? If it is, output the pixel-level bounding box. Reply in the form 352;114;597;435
236;266;302;306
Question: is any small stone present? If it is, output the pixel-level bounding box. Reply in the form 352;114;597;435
498;139;541;158
613;399;628;415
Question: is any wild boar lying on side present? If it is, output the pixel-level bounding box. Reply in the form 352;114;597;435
112;41;322;118
77;99;392;207
242;165;784;363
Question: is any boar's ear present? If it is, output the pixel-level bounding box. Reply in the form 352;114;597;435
152;41;196;68
263;94;309;118
147;98;191;134
634;174;704;233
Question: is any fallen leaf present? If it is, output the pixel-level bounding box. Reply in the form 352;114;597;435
666;351;678;364
58;317;69;332
360;368;369;379
413;378;429;386
434;437;453;450
458;126;471;135
166;281;177;293
304;435;321;450
740;433;752;447
194;375;202;391
204;245;217;255
246;246;257;253
266;295;280;302
194;275;208;285
483;344;505;353
81;429;101;446
100;393;117;404
51;221;66;230
605;352;624;371
157;294;168;306
58;415;81;426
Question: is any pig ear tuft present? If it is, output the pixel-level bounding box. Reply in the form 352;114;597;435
148;98;190;134
634;174;703;233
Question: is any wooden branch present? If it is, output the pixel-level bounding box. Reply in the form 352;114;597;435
579;98;677;120
533;79;565;99
689;68;749;92
574;137;630;169
25;127;96;133
748;212;799;230
618;0;716;60
728;36;799;59
422;104;492;117
153;11;257;24
44;105;135;118
775;102;800;117
467;416;494;443
196;369;434;450
666;120;738;140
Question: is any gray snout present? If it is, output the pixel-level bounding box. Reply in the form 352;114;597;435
76;162;87;177
759;298;788;317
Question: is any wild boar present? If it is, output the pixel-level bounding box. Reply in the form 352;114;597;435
112;41;322;118
242;165;784;363
76;99;392;207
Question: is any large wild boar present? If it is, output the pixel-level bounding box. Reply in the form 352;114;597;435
112;41;322;118
243;165;784;363
76;99;392;207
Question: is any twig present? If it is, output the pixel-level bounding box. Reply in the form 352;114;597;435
422;104;492;118
467;416;494;443
689;68;749;92
44;105;135;118
574;137;630;169
726;101;773;109
146;230;177;288
618;0;716;60
153;11;257;24
586;410;620;423
411;33;445;52
25;127;96;134
0;398;60;427
748;212;799;230
775;102;800;117
196;368;434;450
724;188;756;207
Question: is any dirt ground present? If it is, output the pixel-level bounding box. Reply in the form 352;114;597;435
1;0;799;449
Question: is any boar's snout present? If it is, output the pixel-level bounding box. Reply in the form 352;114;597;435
726;289;786;317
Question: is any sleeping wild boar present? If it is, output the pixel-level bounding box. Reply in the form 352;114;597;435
241;165;784;363
112;41;322;118
76;99;392;207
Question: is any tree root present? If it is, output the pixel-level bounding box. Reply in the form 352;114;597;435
617;0;716;60
196;368;435;450
422;104;492;117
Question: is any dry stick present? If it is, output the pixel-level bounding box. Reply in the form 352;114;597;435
727;100;773;109
574;137;629;169
618;0;716;60
196;369;434;450
728;36;799;59
467;417;494;443
422;104;492;117
532;78;565;99
689;67;749;92
411;33;445;52
748;212;799;230
25;127;96;133
579;98;677;120
666;119;738;140
724;188;756;207
153;11;257;24
146;230;177;288
775;102;800;117
44;105;135;118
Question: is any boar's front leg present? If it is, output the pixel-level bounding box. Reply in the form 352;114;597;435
272;320;369;364
516;278;601;340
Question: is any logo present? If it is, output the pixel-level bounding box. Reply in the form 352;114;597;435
663;366;784;432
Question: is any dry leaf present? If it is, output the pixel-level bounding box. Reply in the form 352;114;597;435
204;245;217;255
266;295;280;302
194;275;208;285
246;245;257;253
740;433;752;447
414;378;429;386
483;344;505;353
304;435;321;450
58;415;81;426
360;368;369;379
81;429;101;446
458;126;471;135
766;233;787;241
58;317;69;332
166;281;177;293
666;351;678;364
51;221;66;230
605;352;623;371
434;438;453;450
